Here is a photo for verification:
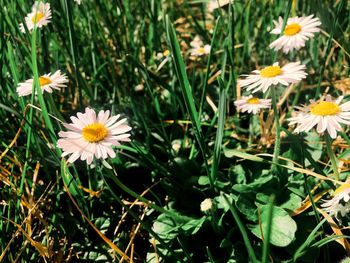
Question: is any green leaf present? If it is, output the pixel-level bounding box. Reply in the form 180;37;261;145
181;217;206;235
236;193;258;222
250;205;297;247
280;193;302;212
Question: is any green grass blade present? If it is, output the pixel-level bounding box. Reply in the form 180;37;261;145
165;15;211;183
223;193;258;263
210;77;226;184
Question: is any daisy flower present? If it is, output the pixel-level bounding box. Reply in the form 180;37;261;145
17;70;69;97
269;15;321;53
321;183;350;217
57;108;132;165
189;36;211;57
288;95;350;139
207;0;231;12
234;96;271;114
238;62;307;93
20;1;51;33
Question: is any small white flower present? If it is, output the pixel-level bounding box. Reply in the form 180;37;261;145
134;84;144;92
321;184;350;217
17;70;68;97
238;62;307;93
190;36;211;57
200;198;213;213
234;96;271;114
269;15;321;53
20;1;51;33
57;108;132;165
74;0;81;4
207;0;231;12
288;95;350;139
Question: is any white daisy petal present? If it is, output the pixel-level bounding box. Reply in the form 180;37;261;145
17;70;68;97
239;61;306;93
269;14;321;54
20;1;52;33
234;96;271;115
57;108;132;164
321;185;350;218
289;95;350;138
189;35;211;57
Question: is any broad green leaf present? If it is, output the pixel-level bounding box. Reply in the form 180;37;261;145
250;205;297;247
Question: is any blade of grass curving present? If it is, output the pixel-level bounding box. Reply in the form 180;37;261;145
293;218;327;262
199;16;221;115
210;77;226;184
31;28;59;150
107;167;192;222
315;0;346;98
223;193;258;263
60;159;88;214
311;235;350;249
165;15;211;184
261;195;275;263
100;173;182;262
62;0;82;103
206;246;215;263
63;183;129;261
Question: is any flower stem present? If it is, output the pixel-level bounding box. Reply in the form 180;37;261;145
271;86;281;171
248;116;254;147
325;134;339;180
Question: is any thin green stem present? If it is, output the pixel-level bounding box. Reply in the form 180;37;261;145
325;134;339;180
223;194;258;263
271;86;281;171
261;195;275;263
31;29;60;157
248;116;254;147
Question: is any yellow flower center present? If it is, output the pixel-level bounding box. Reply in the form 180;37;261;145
284;23;301;36
82;123;108;143
39;76;52;86
247;98;260;104
334;184;350;196
163;50;170;56
197;47;206;55
260;66;282;78
31;12;44;23
310;101;340;116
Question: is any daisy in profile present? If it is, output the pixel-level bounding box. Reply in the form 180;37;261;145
269;15;321;53
288;95;350;139
238;62;307;93
57;108;132;165
189;36;211;57
321;183;350;218
234;96;271;114
20;1;51;33
17;70;68;97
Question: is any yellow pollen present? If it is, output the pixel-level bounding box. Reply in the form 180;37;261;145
247;98;260;104
82;123;108;143
163;50;170;56
197;47;206;55
260;66;282;78
284;23;301;36
334;184;350;196
310;101;340;116
31;12;44;23
39;76;52;86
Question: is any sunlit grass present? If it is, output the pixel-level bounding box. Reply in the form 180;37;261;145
1;0;350;262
